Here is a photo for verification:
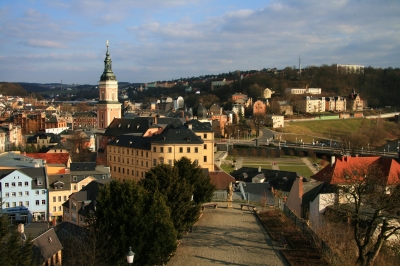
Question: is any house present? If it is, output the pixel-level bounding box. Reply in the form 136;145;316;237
347;90;364;111
72;112;97;130
265;115;284;128
31;227;63;265
63;179;111;227
0;167;48;224
253;100;267;115
325;96;346;112
26;133;61;150
297;96;326;113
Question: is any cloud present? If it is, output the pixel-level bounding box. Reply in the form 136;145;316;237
1;0;400;83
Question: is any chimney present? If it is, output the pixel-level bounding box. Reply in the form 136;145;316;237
154;116;158;124
185;116;189;122
331;156;336;166
299;176;303;198
258;166;261;172
188;124;193;130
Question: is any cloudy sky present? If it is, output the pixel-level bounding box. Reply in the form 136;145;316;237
0;0;399;84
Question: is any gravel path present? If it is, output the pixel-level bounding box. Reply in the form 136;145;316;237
168;204;289;266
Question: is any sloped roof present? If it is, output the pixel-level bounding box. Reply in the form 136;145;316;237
186;119;213;132
31;228;63;263
311;156;400;185
230;167;298;192
103;117;158;137
209;171;236;190
25;153;70;166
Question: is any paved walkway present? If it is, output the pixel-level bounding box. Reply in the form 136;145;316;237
168;204;288;266
301;157;319;174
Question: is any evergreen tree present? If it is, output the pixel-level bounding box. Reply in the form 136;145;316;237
139;164;194;238
91;180;177;266
0;215;37;266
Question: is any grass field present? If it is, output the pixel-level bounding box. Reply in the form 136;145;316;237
273;118;399;145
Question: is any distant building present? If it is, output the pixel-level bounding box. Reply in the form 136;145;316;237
297;96;326;113
347;90;364;111
253;100;267;115
72;112;97;129
263;88;274;99
276;101;293;116
325;96;346;112
336;64;364;74
265;115;284;128
211;78;234;90
285;88;321;95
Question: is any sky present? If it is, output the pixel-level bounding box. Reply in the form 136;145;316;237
0;0;399;85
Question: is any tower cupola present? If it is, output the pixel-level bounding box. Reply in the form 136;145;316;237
100;40;117;81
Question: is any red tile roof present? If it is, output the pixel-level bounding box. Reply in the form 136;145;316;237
311;156;400;186
209;171;236;190
25;153;70;166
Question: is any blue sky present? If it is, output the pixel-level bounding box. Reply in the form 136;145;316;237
0;0;399;84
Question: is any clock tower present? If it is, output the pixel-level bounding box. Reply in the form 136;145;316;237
97;41;121;129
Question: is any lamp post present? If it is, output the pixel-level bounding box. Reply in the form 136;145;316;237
238;129;240;142
248;128;251;140
126;246;135;265
368;143;370;154
388;144;390;153
361;147;363;156
384;149;386;156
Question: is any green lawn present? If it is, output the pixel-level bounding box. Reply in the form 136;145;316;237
277;165;314;177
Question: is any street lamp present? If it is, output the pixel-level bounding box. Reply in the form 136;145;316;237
248;128;251;140
368;143;370;154
126;246;135;265
238;129;240;142
361;147;363;156
388;144;390;153
384;149;386;156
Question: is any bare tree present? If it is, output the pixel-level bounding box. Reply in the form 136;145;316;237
332;161;400;266
250;114;266;138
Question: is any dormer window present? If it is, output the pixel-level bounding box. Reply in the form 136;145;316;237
37;179;43;186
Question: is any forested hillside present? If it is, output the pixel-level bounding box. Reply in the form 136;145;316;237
228;65;400;108
0;82;28;96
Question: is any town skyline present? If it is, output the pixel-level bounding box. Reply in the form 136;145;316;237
1;0;399;84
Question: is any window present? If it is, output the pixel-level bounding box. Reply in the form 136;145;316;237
153;159;157;166
11;192;16;197
19;201;23;206
136;150;138;156
122;168;125;174
187;147;191;153
25;201;29;207
42;190;45;194
179;147;183;153
5;183;9;187
203;134;207;139
53;197;56;202
146;152;148;157
18;192;22;197
5;203;9;208
36;200;39;206
168;147;172;153
64;196;67;201
12;202;16;207
204;144;207;149
74;185;77;190
11;182;15;187
168;160;172;165
25;191;29;196
146;162;148;167
37;180;42;186
153;147;156;152
204;156;207;162
58;196;61;202
118;167;120;173
53;207;56;212
35;191;39;195
24;182;28;186
195;147;198;153
194;159;199;166
58;206;62;211
5;192;9;197
18;182;22;187
73;176;77;181
160;147;164;153
42;200;46;205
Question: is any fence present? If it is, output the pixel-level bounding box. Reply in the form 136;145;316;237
283;205;343;266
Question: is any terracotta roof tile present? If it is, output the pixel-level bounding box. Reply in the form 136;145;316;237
25;153;70;166
209;171;236;190
311;156;400;185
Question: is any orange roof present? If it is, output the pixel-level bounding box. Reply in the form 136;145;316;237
25;153;70;166
209;171;236;190
311;156;400;186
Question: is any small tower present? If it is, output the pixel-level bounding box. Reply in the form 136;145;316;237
97;41;121;129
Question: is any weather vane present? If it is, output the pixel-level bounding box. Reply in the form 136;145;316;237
106;40;109;47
